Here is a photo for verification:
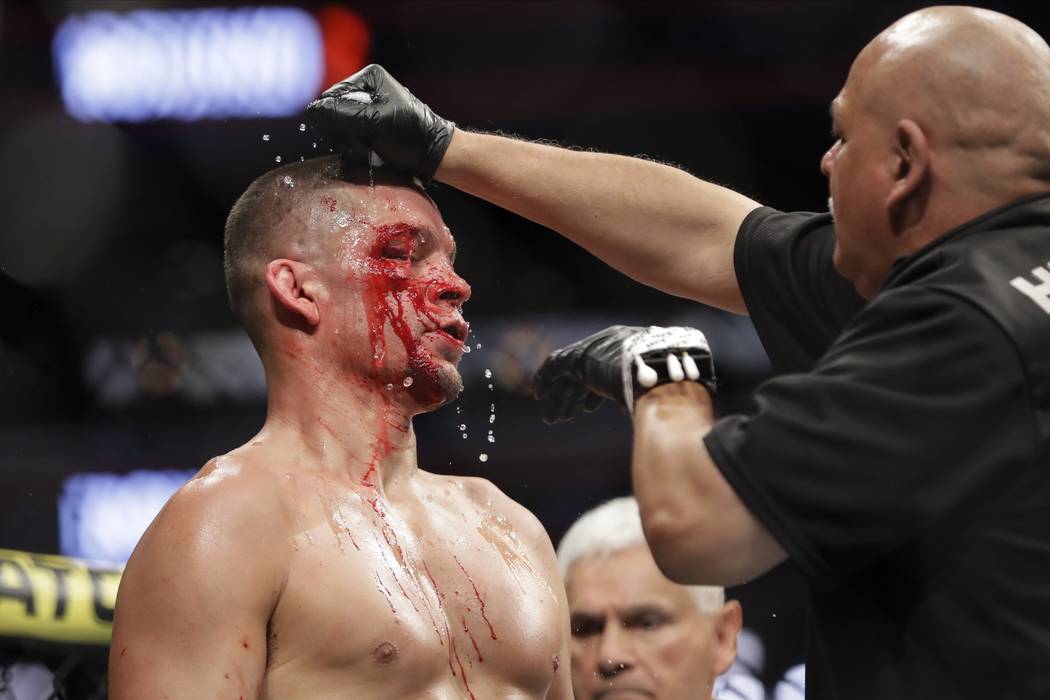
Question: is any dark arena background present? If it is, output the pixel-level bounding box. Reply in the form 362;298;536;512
1;1;1046;697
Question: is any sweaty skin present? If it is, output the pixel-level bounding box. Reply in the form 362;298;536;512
109;176;573;699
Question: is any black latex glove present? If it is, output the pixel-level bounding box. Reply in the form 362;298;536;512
532;325;716;424
305;64;454;183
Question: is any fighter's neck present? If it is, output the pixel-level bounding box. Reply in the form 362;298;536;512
261;368;421;489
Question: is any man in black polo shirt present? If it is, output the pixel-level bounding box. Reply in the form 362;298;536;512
306;6;1050;697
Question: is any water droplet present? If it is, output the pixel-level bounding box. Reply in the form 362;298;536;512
487;435;495;443
299;122;307;131
487;384;493;390
275;155;282;163
476;343;482;349
312;142;317;149
458;424;466;431
262;134;270;141
484;369;492;379
283;175;294;187
463;345;471;354
456;406;462;414
479;453;489;462
403;377;413;387
386;383;394;391
490;404;495;411
462;433;468;439
299;156;304;162
489;414;495;424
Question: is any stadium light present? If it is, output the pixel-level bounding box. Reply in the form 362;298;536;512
52;6;349;122
59;470;195;562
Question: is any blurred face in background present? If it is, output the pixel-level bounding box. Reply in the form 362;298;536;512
565;545;741;699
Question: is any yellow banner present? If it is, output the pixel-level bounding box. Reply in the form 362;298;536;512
0;548;122;646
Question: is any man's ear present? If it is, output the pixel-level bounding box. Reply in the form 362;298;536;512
886;119;930;231
264;259;323;328
712;599;743;676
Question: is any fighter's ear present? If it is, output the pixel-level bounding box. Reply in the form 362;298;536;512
264;259;322;328
712;599;743;676
886;118;930;230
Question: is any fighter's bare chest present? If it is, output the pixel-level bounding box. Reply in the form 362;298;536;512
266;483;561;694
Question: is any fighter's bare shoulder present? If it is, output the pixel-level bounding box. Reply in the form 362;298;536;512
126;450;295;587
424;471;557;561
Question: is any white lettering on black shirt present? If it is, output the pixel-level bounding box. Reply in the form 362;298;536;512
1010;262;1050;315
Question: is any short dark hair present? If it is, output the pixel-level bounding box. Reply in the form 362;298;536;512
223;155;419;338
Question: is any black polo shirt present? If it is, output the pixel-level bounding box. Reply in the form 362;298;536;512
705;194;1050;699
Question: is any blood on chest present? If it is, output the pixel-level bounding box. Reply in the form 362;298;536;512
269;495;561;695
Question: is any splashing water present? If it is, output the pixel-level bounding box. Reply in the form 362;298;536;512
368;158;377;218
478;453;489;462
403;377;414;387
262;134;270;141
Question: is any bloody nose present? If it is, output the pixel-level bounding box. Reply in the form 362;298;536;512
429;273;471;308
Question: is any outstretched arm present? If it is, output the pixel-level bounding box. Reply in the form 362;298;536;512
307;65;761;314
109;461;287;700
437;131;758;313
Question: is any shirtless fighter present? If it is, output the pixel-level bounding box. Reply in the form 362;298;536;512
108;156;572;699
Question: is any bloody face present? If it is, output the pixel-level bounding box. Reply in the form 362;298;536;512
318;182;470;410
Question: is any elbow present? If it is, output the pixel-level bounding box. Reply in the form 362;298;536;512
641;507;700;584
642;506;737;586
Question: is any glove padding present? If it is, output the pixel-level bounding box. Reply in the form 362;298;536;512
305;64;454;183
532;325;716;424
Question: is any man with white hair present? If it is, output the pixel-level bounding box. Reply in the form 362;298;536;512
558;496;762;699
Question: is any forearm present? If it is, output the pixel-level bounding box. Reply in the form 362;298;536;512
437;130;758;313
632;382;718;579
631;382;785;585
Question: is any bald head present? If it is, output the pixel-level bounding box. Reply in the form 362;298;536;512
223;156;422;340
851;6;1050;191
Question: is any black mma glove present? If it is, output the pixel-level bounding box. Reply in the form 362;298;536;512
305;64;455;183
532;325;716;424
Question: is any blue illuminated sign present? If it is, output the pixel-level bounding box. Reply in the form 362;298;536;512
53;7;325;122
59;470;195;562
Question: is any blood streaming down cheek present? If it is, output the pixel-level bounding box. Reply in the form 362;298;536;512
360;224;445;404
